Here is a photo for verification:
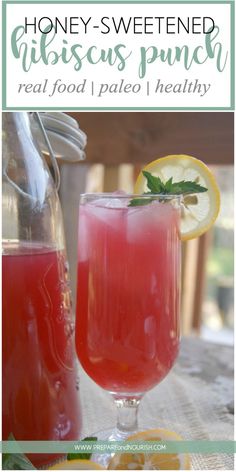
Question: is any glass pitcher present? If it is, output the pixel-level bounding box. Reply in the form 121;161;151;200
2;112;81;467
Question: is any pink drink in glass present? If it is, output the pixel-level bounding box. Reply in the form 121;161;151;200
76;197;180;395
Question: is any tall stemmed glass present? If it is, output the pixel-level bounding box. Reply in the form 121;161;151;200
75;193;181;442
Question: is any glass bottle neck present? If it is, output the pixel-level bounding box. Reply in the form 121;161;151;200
2;112;65;249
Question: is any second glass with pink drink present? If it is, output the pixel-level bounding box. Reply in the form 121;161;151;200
76;193;181;438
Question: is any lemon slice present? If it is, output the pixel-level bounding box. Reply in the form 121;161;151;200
108;428;191;470
49;459;103;470
134;154;220;241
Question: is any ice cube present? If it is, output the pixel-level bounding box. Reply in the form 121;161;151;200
105;198;125;208
127;201;171;243
127;205;150;242
89;192;128;209
85;202;124;232
91;198;112;207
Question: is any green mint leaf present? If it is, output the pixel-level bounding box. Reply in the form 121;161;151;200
170;180;208;195
128;198;153;207
142;171;166;193
67;453;90;461
164;177;173;192
67;437;97;461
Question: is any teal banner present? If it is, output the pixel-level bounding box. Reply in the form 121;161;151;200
1;440;236;454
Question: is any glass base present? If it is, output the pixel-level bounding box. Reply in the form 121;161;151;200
88;420;183;468
91;426;147;468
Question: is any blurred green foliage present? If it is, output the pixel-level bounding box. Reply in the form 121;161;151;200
207;247;234;278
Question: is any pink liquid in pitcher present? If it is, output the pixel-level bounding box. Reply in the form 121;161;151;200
76;199;180;394
2;243;81;467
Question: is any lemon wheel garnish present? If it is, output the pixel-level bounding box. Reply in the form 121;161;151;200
49;459;103;470
108;428;191;470
134;154;220;241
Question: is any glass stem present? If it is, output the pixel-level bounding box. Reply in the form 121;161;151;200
115;398;141;434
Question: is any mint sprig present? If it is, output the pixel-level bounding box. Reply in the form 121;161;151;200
2;434;36;470
129;171;207;206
